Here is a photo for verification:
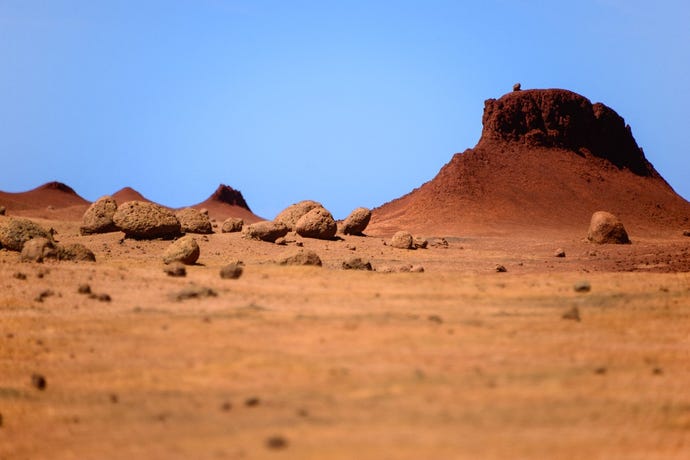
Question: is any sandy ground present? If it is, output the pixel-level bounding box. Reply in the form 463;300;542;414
1;218;689;459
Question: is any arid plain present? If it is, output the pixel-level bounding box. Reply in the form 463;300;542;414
2;89;689;459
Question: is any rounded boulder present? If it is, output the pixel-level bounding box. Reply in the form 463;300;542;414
0;218;53;252
242;221;289;243
113;201;181;239
295;208;337;240
80;196;118;235
221;217;244;233
341;207;371;235
587;211;630;244
163;235;200;265
274;200;323;231
390;231;414;249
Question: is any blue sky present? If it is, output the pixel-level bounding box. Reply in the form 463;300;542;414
1;0;688;219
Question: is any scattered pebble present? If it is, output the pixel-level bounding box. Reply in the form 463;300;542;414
594;367;607;375
173;286;218;301
164;263;186;277
554;248;566;257
220;401;232;412
13;272;27;280
682;230;690;237
574;281;591;293
495;264;507;273
34;290;54;302
244;397;260;407
341;258;372;271
220;262;244;279
562;307;581;322
77;284;92;294
652;367;663;375
31;373;47;390
265;435;288;450
427;315;443;324
109;393;119;403
89;293;111;302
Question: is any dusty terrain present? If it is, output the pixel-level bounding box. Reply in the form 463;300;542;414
2;88;689;459
1;214;689;460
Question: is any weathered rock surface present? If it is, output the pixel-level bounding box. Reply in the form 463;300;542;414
274;201;323;231
341;207;371;235
242;221;289;243
279;249;322;266
390;231;414;249
176;207;213;234
163;236;200;265
342;258;372;271
587;211;630;244
20;237;56;262
0;218;52;251
57;243;96;262
113;201;181;239
221;217;244;233
295;208;337;240
80;196;118;235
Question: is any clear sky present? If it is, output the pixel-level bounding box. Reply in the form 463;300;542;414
1;0;688;219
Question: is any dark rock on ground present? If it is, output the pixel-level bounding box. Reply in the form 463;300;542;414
164;263;186;277
279;249;322;266
172;285;218;301
220;262;243;279
342;258;372;271
57;244;96;262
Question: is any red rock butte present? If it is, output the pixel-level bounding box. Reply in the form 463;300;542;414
370;88;690;237
191;184;262;223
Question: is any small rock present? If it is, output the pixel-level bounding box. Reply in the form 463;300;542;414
274;237;288;245
413;237;428;249
427;315;443;324
0;205;5;215
265;435;288;450
410;265;425;273
77;284;92;294
34;290;54;302
172;285;218;301
279;249;322;266
13;272;27;280
594;367;607;375
31;373;47;390
574;281;591;293
342;258;372;270
244;397;260;407
221;217;244;233
341;207;371;235
220;262;244;279
430;238;449;248
652;367;663;375
220;402;232;412
554;248;566;257
562;306;581;321
346;244;356;251
242;221;289;243
164;263;187;277
513;82;521;91
89;293;111;302
57;244;96;262
683;230;690;237
495;264;507;273
163;235;200;265
390;231;413;249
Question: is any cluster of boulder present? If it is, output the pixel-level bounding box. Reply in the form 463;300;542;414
0;217;95;262
241;200;371;243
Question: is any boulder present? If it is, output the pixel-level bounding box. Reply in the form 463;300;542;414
221;217;244;233
279;249;322;266
242;221;289;243
413;237;428;249
113;201;181;239
295;208;337;240
390;231;413;249
0;218;53;252
57;244;96;262
587;211;630;244
274;200;323;230
20;237;57;262
341;207;371;235
176;207;213;234
80;196;118;235
163;235;200;265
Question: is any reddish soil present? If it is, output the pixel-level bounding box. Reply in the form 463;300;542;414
111;186;153;204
